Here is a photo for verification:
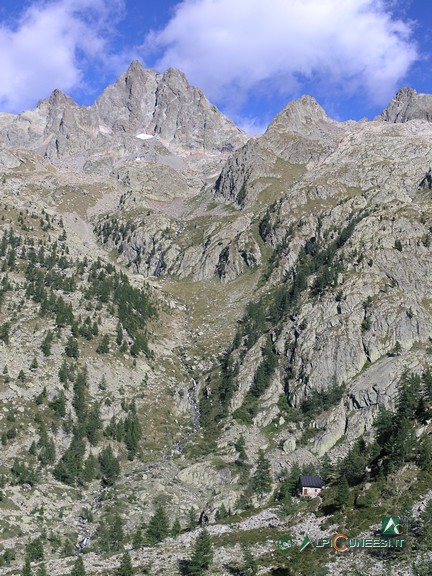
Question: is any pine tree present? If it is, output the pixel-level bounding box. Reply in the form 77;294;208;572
98;513;125;552
70;556;86;576
22;557;32;576
215;503;228;520
62;539;74;557
98;445;120;486
83;454;96;482
49;390;66;418
421;500;432;550
96;334;110;354
320;454;336;483
26;538;44;561
374;407;394;448
36;564;48;576
390;418;417;466
65;336;79;359
396;372;421;421
132;526;144;549
171;517;182;537
340;440;367;485
86;403;102;446
0;322;10;345
146;505;170;544
336;475;350;509
251;450;272;498
234;434;248;467
116;322;123;346
188;529;213;576
419;437;432;472
241;544;258;576
124;410;142;460
188;507;197;531
115;551;133;576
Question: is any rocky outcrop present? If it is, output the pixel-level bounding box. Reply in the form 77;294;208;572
97;210;261;281
379;87;432;123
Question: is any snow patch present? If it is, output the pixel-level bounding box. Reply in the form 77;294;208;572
99;124;112;134
136;133;154;140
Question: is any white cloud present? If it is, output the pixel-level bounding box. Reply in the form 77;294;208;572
145;0;418;111
0;0;124;113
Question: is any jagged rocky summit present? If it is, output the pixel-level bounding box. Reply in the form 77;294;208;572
0;60;247;174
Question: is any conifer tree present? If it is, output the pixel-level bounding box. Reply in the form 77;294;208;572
86;403;102;446
62;539;74;557
22;557;32;576
419;436;432;472
36;564;48;576
171;517;182;537
241;544;258;576
83;454;96;482
0;322;10;345
251;450;272;498
132;526;144;549
340;440;367;485
124;410;142;460
70;556;86;576
26;538;44;561
188;529;213;576
96;334;110;354
146;505;170;544
65;336;79;359
116;322;123;346
336;475;350;509
98;512;125;552
234;435;247;467
115;551;133;576
98;445;120;486
49;390;66;418
188;507;197;531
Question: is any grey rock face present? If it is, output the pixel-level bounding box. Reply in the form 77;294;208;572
213;95;345;207
379;87;432;123
0;60;247;169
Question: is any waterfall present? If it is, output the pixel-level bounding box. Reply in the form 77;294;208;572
174;378;201;453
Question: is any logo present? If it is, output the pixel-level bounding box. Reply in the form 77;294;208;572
382;516;402;535
276;535;295;551
276;516;405;554
299;535;312;552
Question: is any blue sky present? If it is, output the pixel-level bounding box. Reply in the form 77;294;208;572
0;0;430;133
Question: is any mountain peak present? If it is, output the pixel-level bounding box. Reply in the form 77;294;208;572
127;59;146;74
49;88;78;107
163;67;188;81
380;87;432;123
37;88;77;111
266;94;329;135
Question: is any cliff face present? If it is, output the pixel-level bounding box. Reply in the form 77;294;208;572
379;87;432;123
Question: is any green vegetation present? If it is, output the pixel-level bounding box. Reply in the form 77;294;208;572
115;551;133;576
146;505;170;544
300;381;345;419
188;529;213;576
250;450;272;498
70;557;86;576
